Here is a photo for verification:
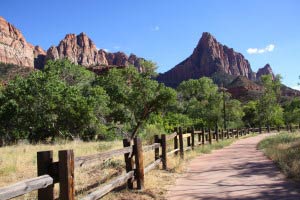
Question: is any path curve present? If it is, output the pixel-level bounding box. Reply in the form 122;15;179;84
167;133;300;200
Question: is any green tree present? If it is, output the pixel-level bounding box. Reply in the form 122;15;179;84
242;101;258;127
257;75;284;127
0;60;110;142
94;63;176;139
177;77;222;128
283;97;300;125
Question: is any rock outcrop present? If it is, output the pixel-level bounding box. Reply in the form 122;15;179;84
0;16;47;69
46;33;144;73
157;32;255;87
256;64;275;80
0;16;36;67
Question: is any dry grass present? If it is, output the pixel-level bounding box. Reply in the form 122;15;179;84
258;131;300;182
0;134;255;199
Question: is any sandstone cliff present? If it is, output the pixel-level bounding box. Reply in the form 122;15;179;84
46;33;144;73
0;16;45;68
256;64;275;80
157;32;255;87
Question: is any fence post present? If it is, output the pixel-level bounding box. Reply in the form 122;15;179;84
208;129;212;144
179;127;184;159
154;135;160;161
259;126;262;134
134;137;144;190
201;127;205;145
215;128;219;142
267;125;270;133
191;127;195;149
37;151;54;200
187;136;191;147
221;129;224;140
123;139;134;189
174;135;178;156
161;134;167;170
58;150;74;200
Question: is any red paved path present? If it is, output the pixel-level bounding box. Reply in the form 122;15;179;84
167;133;300;200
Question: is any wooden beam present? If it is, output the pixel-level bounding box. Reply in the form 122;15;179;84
161;134;167;170
123;139;133;189
82;171;134;200
144;159;162;174
134;137;144;190
0;175;53;200
75;147;132;168
37;151;54;200
59;150;75;200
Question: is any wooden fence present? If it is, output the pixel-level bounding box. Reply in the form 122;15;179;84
0;125;299;200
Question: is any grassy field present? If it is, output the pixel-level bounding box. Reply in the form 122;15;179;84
258;131;300;182
0;134;255;199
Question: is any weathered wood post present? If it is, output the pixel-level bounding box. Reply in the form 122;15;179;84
259;126;262;134
267;125;270;133
174;128;178;155
277;126;280;132
134;137;144;190
161;134;167;170
179;127;184;159
208;129;212;144
58;150;74;200
37;151;54;200
154;135;160;161
226;129;229;139
123;139;134;189
191;127;195;149
221;129;224;140
215;128;219;142
202;127;205;145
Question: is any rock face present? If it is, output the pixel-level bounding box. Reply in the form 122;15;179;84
157;32;255;87
0;16;46;68
256;64;275;80
46;33;144;72
0;16;34;67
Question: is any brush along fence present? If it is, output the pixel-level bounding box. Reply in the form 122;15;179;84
0;125;298;200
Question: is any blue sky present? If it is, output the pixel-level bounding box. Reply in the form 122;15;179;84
1;0;300;88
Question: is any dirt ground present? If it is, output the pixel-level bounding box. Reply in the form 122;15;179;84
166;133;300;200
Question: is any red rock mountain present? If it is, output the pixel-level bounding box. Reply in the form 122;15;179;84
0;16;46;68
156;32;276;87
0;16;143;72
46;33;145;73
256;64;275;80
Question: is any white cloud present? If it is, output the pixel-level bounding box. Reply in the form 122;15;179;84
247;44;275;54
151;25;160;31
103;48;109;52
292;85;300;91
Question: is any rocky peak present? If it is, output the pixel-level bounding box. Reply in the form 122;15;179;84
46;32;144;73
0;16;35;67
157;32;254;88
256;64;275;80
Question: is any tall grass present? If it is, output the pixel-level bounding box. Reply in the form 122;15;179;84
258;132;300;181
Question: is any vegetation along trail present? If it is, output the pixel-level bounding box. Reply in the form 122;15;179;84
167;133;300;200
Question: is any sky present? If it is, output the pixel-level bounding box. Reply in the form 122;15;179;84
1;0;300;88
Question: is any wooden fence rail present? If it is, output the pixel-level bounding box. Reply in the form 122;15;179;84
0;125;299;200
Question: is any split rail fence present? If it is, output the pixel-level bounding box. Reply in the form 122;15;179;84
0;125;299;200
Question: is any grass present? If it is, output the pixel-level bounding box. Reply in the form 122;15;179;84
0;133;257;199
258;131;300;181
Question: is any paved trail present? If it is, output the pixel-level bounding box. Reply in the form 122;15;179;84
167;133;300;200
